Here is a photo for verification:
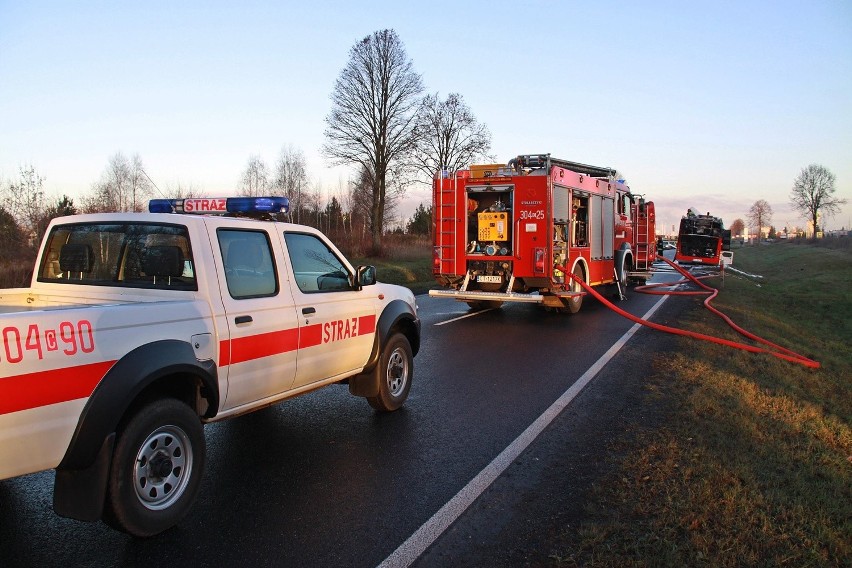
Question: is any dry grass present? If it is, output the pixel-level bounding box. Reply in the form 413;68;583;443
549;243;852;567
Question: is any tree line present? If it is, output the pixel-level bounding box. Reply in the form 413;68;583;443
4;28;845;262
725;164;846;242
1;28;492;261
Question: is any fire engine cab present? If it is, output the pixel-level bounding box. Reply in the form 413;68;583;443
430;154;656;312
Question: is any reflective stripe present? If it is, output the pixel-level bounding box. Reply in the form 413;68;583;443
218;314;376;367
225;328;300;366
0;361;116;415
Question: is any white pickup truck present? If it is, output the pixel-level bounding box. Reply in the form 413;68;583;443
0;196;420;537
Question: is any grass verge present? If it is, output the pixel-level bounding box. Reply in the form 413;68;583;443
352;255;435;295
549;242;851;567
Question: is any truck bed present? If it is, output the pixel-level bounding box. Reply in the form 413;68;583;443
0;288;160;314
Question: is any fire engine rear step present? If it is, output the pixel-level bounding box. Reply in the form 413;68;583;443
428;289;544;303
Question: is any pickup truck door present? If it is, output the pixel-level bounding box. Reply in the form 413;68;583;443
214;227;299;410
280;231;377;389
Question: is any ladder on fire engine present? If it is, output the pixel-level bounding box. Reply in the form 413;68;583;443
634;205;652;271
435;170;458;274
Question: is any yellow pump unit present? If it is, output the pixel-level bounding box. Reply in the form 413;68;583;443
478;212;509;241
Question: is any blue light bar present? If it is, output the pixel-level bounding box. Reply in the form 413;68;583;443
227;197;289;213
149;199;178;213
148;197;289;215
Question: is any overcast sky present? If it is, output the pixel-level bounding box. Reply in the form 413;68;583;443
2;0;850;233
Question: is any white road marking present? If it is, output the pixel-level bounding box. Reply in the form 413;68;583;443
433;308;497;326
377;294;670;568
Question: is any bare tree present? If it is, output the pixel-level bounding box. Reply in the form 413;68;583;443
1;168;77;256
240;155;270;197
412;92;492;182
80;183;114;214
165;182;200;199
105;153;131;210
790;164;847;236
322;29;424;253
747;199;773;242
729;218;745;238
127;154;152;211
348;166;375;251
2;165;45;245
273;145;308;222
300;179;323;227
84;153;152;212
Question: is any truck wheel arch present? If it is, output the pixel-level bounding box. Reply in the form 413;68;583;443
348;299;420;398
53;340;218;522
614;245;633;284
570;258;589;284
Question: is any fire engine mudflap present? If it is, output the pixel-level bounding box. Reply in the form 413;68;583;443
430;154;656;313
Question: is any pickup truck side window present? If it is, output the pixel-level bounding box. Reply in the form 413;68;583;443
283;232;352;293
37;222;197;290
217;229;278;299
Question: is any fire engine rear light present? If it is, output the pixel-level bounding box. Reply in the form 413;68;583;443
149;196;290;214
534;247;546;274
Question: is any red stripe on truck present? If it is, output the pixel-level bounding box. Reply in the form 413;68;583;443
218;315;376;367
0;360;116;415
225;328;300;365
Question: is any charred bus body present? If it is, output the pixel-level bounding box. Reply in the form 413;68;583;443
674;209;731;266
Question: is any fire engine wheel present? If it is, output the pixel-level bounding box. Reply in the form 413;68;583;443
618;255;630;287
103;398;206;537
367;333;413;412
564;264;584;314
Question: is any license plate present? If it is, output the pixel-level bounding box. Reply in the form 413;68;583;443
477;275;502;283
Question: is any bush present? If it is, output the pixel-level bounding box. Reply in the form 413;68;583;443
0;258;35;289
788;235;851;252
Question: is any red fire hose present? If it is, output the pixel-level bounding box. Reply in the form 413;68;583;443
562;257;820;369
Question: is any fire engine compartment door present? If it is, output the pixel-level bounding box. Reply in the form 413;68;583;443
590;195;614;260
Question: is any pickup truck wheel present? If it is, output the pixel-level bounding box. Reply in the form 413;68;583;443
103;398;205;537
367;333;413;412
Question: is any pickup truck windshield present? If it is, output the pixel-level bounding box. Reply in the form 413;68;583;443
37;222;197;290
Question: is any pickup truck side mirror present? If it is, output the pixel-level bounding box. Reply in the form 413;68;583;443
354;265;376;290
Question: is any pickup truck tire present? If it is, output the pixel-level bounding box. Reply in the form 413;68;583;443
103;398;205;537
367;333;413;412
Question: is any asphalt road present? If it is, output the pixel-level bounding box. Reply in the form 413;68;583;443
0;265;685;568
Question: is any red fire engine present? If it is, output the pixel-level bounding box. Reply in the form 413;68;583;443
430;154;656;312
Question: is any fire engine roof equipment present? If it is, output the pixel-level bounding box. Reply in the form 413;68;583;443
508;154;617;179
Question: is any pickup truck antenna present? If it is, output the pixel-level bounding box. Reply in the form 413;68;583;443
141;167;168;199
